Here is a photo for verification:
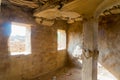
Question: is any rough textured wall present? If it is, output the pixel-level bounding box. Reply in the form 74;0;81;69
0;22;11;80
0;6;68;80
67;21;83;68
98;15;120;79
67;15;120;79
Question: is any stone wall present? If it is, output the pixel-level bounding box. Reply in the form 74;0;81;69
98;15;120;79
0;6;68;80
67;15;120;79
67;21;83;68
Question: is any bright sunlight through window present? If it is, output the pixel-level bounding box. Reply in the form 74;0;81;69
57;29;66;50
9;22;31;55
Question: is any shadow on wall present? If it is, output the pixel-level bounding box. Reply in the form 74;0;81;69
0;22;11;80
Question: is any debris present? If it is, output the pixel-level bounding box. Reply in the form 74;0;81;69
52;76;57;80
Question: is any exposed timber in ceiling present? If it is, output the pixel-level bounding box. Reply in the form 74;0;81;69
62;0;120;17
8;0;39;8
1;0;120;26
101;5;120;16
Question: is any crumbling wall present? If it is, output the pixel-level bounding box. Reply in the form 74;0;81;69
98;15;120;79
67;15;120;79
67;21;83;68
0;6;68;80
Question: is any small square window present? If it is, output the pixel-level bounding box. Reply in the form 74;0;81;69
9;22;31;55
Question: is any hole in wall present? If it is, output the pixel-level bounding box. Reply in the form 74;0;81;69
8;22;31;55
73;45;82;64
57;29;66;50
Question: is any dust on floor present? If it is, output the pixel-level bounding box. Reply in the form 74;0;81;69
34;65;117;80
37;67;81;80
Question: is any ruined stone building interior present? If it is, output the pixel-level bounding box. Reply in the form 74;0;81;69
0;0;120;80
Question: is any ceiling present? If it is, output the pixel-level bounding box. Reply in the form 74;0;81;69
62;0;120;18
1;0;120;25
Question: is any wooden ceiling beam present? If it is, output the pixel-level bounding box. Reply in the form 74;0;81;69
8;0;39;8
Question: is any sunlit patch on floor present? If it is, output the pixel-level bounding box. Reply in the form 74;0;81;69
98;63;117;80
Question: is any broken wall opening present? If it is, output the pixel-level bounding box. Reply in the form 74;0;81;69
8;22;31;55
67;21;83;68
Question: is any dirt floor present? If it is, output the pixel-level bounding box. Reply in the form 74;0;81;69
98;63;117;80
37;66;81;80
34;65;117;80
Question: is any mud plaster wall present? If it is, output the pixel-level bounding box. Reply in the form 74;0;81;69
67;15;120;79
0;6;68;80
67;21;83;68
98;15;120;79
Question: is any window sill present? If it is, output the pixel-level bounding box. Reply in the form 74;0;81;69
10;52;31;56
